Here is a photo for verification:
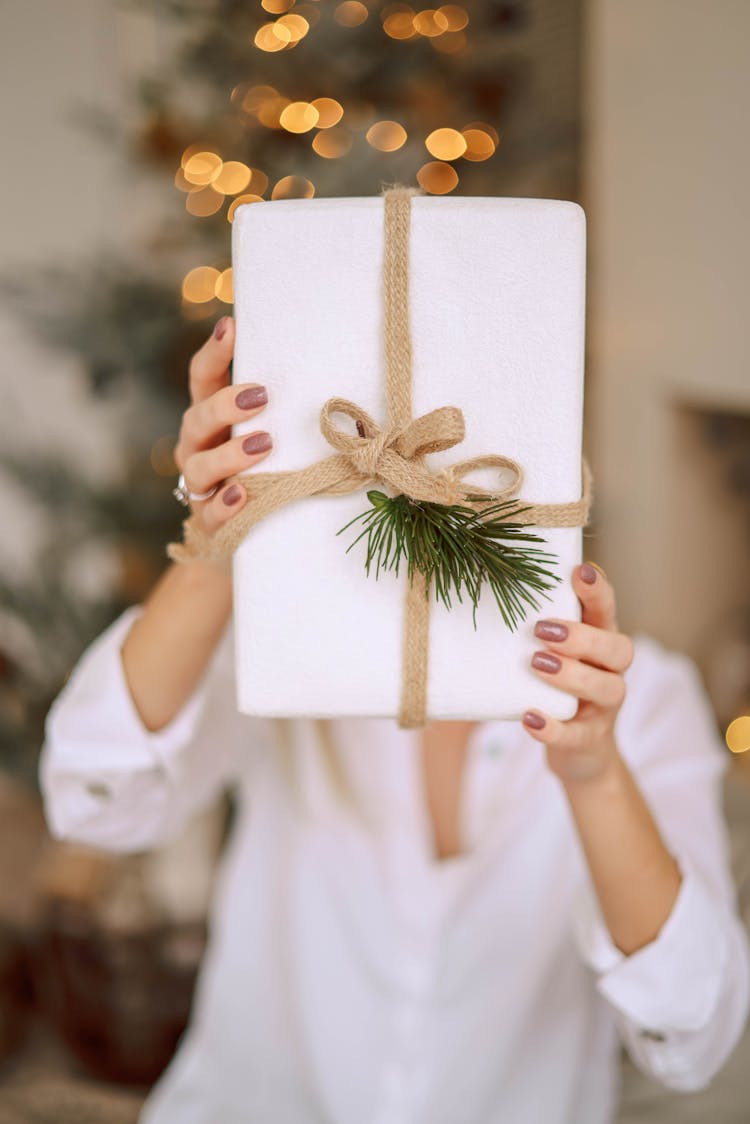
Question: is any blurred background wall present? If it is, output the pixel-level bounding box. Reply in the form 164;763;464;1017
0;1;748;1120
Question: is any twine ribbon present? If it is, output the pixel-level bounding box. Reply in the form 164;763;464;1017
167;184;593;728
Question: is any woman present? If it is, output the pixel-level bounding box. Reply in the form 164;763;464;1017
39;315;750;1124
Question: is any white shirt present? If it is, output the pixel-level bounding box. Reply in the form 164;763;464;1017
38;606;750;1124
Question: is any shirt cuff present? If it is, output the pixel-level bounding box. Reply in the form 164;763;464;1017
572;849;730;1034
45;604;214;785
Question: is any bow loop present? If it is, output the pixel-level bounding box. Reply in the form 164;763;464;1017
319;395;469;503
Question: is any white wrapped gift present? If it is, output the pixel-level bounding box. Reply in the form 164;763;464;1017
229;192;589;724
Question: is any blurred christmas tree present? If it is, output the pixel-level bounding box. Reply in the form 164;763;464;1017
0;0;581;785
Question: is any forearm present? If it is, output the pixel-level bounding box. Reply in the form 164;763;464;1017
120;560;232;733
562;743;683;956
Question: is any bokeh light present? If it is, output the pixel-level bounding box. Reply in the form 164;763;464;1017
279;101;320;132
312;126;353;158
227;193;265;221
425;127;466;160
185;186;224;217
461;125;498;161
213;161;252;194
335;1;369;26
310;97;344;128
366;120;408;151
183;151;223;185
726;716;750;754
182;266;222;303
215;267;234;304
417;160;459;193
150;435;178;477
271;175;315;199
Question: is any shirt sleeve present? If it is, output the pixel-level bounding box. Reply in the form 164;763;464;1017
570;636;750;1092
38;603;271;854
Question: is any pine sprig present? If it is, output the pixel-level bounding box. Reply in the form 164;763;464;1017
336;490;562;631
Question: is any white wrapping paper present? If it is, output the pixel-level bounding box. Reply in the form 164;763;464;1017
230;195;587;721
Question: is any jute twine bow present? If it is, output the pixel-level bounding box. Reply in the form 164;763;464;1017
167;184;593;728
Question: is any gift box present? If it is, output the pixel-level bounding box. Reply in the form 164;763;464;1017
222;191;589;725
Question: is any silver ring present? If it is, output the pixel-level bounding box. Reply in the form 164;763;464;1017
172;473;219;506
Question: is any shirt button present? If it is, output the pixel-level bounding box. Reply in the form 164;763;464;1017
86;781;112;799
638;1027;667;1042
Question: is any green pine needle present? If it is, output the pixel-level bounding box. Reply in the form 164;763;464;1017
336;490;562;631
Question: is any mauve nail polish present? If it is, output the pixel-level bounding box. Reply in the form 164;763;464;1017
214;316;229;340
236;386;268;409
242;432;272;455
535;621;568;642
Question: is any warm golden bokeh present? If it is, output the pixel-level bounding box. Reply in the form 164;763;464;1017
279;101;320;132
254;22;289;51
215;267;234;304
726;716;750;754
382;8;418;41
312;126;353;158
182;266;222;303
416;160;459;193
334;1;369;27
425;127;466;160
310;97;344;128
413;8;449;36
149;435;178;477
461;126;497;161
185;186;224;217
438;4;469;31
276;12;310;44
183;151;223;186
366;120;408;151
261;0;295;11
212;161;252;194
227;193;265;221
271;174;316;199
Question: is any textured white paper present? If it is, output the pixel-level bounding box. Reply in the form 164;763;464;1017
231;195;587;721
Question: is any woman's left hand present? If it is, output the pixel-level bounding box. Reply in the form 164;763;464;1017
522;562;635;784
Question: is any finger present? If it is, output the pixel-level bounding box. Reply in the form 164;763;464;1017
182;430;273;496
188;315;235;406
575;562;619;633
533;619;634;673
529;650;627;709
181;381;268;455
201;478;250;536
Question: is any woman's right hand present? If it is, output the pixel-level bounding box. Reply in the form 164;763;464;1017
173;314;272;540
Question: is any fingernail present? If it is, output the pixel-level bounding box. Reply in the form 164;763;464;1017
580;563;598;584
222;484;242;505
235;386;267;409
214;316;229;340
242;431;272;455
535;620;568;642
532;651;562;673
523;711;546;730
